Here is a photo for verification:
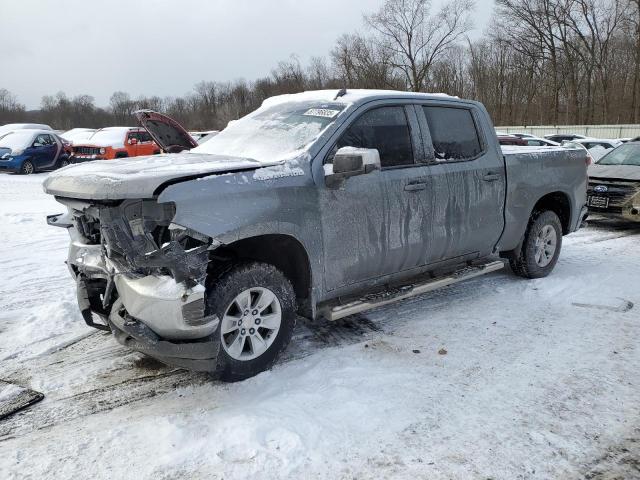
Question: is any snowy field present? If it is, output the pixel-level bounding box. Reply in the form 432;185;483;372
0;173;639;480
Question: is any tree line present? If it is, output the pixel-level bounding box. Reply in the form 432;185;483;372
1;0;638;130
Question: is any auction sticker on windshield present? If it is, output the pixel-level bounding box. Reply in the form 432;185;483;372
303;108;341;118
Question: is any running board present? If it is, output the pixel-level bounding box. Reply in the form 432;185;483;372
324;260;505;321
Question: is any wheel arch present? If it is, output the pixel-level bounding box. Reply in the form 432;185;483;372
208;233;314;319
501;190;572;258
530;190;572;234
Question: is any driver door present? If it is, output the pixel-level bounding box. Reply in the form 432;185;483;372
32;134;56;169
126;131;139;156
320;104;431;292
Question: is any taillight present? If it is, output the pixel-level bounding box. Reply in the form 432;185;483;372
586;154;593;166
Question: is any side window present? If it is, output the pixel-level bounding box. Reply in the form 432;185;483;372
336;106;414;168
423;106;482;160
527;140;542;146
127;132;138;142
138;131;152;142
34;134;48;146
45;134;55;145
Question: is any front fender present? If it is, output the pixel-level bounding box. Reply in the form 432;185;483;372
157;164;324;293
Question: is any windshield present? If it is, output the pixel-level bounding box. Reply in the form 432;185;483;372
0;131;34;151
596;144;640;166
88;129;127;144
192;101;346;162
62;129;95;142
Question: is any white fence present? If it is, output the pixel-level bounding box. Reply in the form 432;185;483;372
496;124;640;139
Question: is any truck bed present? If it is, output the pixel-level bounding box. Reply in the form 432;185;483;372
499;146;588;252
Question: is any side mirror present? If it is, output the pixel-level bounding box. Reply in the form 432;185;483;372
325;147;381;189
128;138;138;145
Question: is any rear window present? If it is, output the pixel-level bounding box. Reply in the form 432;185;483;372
423;106;482;160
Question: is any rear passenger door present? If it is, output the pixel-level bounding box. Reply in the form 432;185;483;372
321;104;431;291
417;104;506;263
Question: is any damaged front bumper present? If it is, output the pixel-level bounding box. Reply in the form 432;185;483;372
109;298;220;371
49;198;220;369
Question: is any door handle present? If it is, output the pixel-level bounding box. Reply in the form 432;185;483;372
404;182;428;191
482;173;501;182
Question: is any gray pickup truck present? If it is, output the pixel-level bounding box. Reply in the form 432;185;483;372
44;90;588;381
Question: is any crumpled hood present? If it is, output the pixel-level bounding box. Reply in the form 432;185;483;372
43;152;280;200
589;163;640;181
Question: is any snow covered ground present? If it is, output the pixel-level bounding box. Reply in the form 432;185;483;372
0;173;639;479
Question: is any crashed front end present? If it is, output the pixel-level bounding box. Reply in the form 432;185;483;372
48;198;220;370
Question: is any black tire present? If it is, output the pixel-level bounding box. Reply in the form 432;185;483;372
57;157;70;169
20;160;35;175
206;262;296;381
510;210;563;279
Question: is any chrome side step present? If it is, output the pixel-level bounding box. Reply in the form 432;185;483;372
324;260;505;321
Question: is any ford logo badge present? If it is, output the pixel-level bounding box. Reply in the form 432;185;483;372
594;185;608;193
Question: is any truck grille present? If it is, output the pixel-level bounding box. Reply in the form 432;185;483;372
73;146;101;155
587;179;639;207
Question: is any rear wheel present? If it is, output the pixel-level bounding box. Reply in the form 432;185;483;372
206;262;296;381
20;160;34;175
510;210;562;279
58;157;70;168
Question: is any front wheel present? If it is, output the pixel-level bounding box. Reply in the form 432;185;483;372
206;262;297;381
19;160;35;175
510;210;563;279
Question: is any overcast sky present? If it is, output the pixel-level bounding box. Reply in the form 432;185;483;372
2;0;494;109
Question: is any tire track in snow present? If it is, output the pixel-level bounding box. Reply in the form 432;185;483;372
0;270;507;440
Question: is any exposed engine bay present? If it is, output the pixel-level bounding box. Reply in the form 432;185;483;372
48;198;219;346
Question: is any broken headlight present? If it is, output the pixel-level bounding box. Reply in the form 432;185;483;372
94;200;211;286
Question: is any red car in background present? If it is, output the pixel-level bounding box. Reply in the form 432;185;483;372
71;127;161;162
497;135;528;146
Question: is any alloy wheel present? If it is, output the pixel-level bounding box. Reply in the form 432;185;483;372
534;224;557;267
220;287;282;361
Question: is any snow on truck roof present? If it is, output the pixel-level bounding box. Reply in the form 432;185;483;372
261;89;457;108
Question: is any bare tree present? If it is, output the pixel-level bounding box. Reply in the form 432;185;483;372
365;0;475;91
1;0;636;129
331;33;402;88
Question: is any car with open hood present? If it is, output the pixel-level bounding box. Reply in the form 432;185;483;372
43;89;588;381
587;141;640;222
70;126;161;162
